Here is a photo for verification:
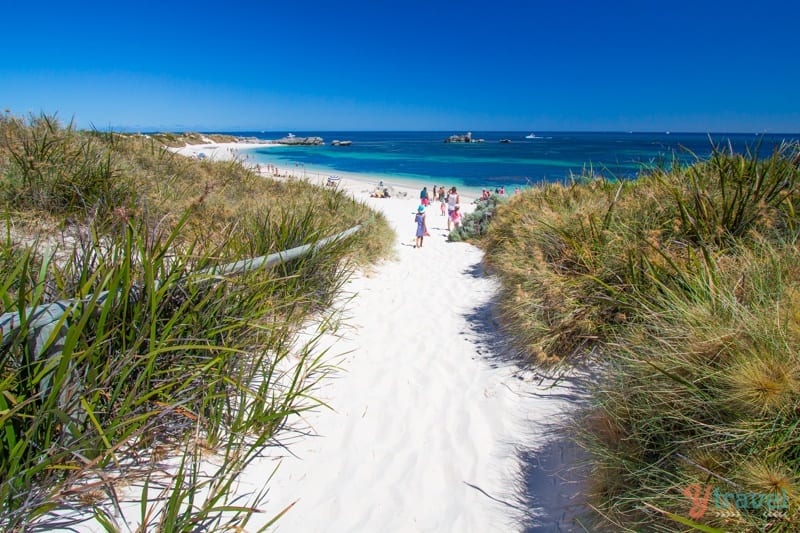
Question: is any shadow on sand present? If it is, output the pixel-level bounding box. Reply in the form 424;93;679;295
518;426;593;532
461;261;595;532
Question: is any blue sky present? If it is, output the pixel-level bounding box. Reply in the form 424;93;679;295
2;0;798;132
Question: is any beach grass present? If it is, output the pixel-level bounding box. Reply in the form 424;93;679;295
0;112;393;530
481;139;800;530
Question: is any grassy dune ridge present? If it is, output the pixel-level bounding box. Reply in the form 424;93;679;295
0;113;393;530
481;141;800;531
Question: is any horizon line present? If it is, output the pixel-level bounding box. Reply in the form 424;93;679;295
112;128;800;136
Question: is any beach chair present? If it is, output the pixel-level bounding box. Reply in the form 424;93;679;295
327;175;341;188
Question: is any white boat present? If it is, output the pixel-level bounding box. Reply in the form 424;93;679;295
525;133;536;139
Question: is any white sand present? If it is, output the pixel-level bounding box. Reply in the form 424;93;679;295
90;142;583;531
169;140;272;162
245;192;569;532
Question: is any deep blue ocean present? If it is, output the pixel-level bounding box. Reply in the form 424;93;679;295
221;131;799;194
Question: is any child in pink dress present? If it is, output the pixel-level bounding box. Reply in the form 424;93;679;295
450;205;463;229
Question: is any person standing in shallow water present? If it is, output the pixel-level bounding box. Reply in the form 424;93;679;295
414;205;427;248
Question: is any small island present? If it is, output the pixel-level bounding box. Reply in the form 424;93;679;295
444;131;484;143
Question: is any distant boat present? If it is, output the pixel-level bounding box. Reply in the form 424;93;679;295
499;139;511;143
525;133;537;139
331;140;352;146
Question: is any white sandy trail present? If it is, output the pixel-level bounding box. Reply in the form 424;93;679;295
157;142;579;532
239;178;570;533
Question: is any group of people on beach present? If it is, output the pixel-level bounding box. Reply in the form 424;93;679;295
479;186;520;199
414;185;462;248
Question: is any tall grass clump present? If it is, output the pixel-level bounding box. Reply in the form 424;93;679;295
666;141;800;245
481;139;800;530
0;113;134;223
0;113;394;530
582;238;800;531
483;177;645;364
484;142;800;366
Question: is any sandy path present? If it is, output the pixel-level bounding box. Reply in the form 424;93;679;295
162;142;584;532
240;182;577;532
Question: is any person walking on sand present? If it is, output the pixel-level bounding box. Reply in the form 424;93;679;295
447;186;459;231
450;204;463;229
414;204;428;248
420;186;430;207
438;186;447;215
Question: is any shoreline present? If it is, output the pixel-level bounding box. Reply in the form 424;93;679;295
171;141;481;204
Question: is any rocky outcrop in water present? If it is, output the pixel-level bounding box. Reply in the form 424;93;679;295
444;132;483;143
272;135;324;145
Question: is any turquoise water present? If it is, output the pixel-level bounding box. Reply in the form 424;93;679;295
223;131;799;193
